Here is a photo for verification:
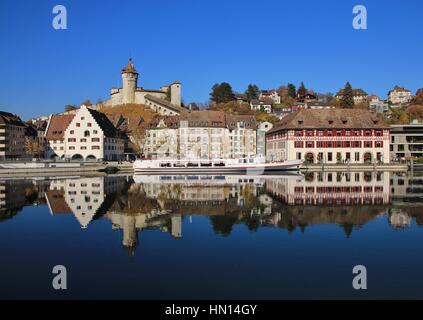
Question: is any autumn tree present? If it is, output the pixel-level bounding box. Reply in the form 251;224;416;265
341;82;354;108
210;82;235;104
25;137;44;158
411;88;423;104
245;84;260;101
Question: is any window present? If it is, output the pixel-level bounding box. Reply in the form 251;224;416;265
92;146;100;150
93;130;98;134
68;138;76;142
296;152;302;160
84;130;90;137
70;130;74;134
69;146;75;150
92;138;100;142
375;141;383;148
306;141;314;148
76;123;80;127
80;138;87;142
355;152;360;161
87;123;92;127
81;146;87;150
328;152;333;162
294;141;303;148
364;141;372;148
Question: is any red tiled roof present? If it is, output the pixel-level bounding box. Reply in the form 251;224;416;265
45;190;72;214
45;114;75;140
268;109;388;134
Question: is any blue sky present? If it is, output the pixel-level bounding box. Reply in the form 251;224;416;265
0;0;422;120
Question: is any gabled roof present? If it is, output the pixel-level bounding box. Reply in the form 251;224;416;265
85;107;125;138
389;85;411;94
45;190;72;214
45;114;75;140
0;111;26;127
268;109;388;133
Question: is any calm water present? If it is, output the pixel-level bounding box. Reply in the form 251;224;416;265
0;171;422;299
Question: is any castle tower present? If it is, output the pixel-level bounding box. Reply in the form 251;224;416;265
121;58;138;104
170;81;182;107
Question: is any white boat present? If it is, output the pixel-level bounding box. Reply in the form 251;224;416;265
133;156;302;174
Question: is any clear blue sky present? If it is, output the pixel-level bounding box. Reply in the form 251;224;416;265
0;0;422;120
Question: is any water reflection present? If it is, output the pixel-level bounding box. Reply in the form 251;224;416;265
1;172;423;256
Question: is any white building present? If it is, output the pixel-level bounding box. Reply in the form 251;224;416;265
250;99;272;113
45;105;126;161
259;90;281;104
368;95;389;113
144;111;258;159
388;86;412;105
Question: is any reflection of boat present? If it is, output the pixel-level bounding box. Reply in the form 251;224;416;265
133;173;303;185
133;156;302;174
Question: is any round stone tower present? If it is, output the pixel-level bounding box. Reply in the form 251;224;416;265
121;58;138;104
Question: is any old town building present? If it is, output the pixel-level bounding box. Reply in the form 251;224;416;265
45;105;126;161
0;111;27;159
266;109;390;164
144;111;258;159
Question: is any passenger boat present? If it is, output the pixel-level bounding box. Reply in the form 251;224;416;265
133;156;302;174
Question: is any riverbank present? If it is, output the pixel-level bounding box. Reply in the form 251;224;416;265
0;161;411;178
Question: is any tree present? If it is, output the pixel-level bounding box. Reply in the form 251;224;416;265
297;82;307;97
341;82;355;108
210;82;235;104
245;84;259;101
25;137;44;158
287;83;296;98
411;88;423;104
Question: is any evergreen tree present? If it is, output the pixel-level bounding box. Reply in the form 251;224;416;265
210;82;235;104
341;82;355;108
287;83;297;98
297;82;307;97
245;84;260;101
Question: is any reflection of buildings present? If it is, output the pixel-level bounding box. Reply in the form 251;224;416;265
266;171;390;206
388;208;412;229
105;182;182;256
390;173;423;204
0;179;45;221
45;176;126;228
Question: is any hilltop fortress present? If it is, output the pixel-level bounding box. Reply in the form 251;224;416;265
95;59;185;116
